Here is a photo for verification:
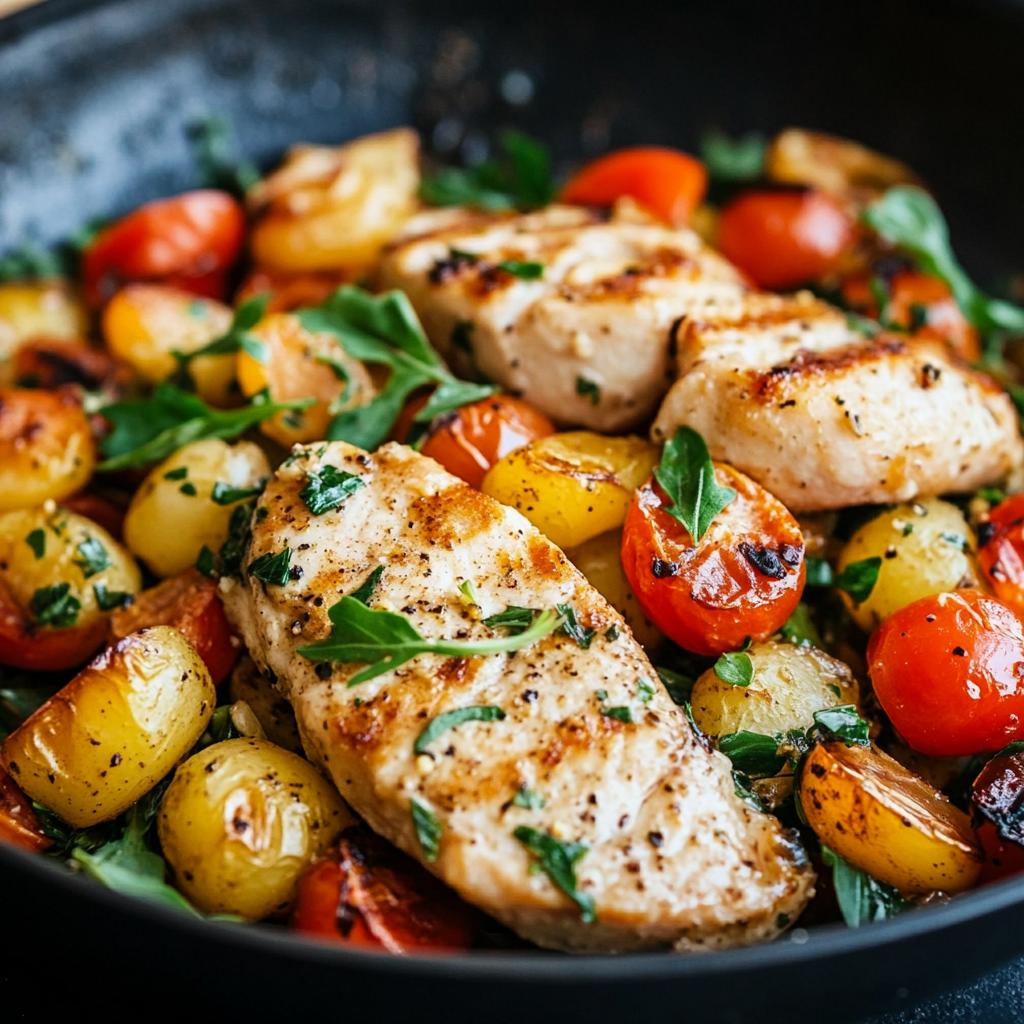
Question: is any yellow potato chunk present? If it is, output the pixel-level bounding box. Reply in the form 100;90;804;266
801;740;982;894
690;640;858;739
837;498;980;631
123;438;270;578
159;738;353;919
0;626;214;827
102;284;236;407
0;280;89;384
564;528;663;651
481;431;659;550
249;128;420;274
236;312;375;447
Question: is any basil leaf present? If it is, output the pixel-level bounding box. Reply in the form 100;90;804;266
211;481;265;506
414;705;506;754
833;557;882;604
93;583;133;612
25;529;45;560
299;465;365;516
779;603;822;648
601;706;634;724
73;537;112;578
575;376;600;406
30;583;80;628
247;548;292;587
821;845;908;928
655;666;696;706
714;651;753;687
556;603;594;649
511;787;546;810
496;259;544;279
718;731;786;778
700;130;766;182
813;705;870;746
299;599;562;686
349;565;384;605
482;606;537;634
654;426;736;544
514;826;595;923
411;796;442;862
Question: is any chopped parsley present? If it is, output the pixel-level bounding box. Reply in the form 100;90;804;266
601;705;634;724
514;826;595;923
496;259;544;279
195;545;216;579
179;482;198;496
93;583;133;612
511;787;546;810
637;677;655;703
25;529;45;560
556;603;594;649
414;705;506;754
575;376;601;406
247;548;292;587
73;537;112;578
349;565;384;605
163;466;188;480
211;481;265;505
30;583;80;628
482;606;537;634
299;465;365;516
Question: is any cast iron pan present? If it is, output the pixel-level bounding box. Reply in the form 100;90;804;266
3;1;1024;1020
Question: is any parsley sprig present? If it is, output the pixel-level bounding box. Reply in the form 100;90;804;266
296;286;496;450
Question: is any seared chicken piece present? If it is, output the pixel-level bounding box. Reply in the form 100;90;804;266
378;201;748;432
221;441;813;952
652;292;1023;512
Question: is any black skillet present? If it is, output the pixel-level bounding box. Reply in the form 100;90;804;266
3;0;1024;1020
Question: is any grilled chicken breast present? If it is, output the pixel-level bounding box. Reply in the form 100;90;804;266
221;441;814;952
652;292;1023;512
377;201;747;432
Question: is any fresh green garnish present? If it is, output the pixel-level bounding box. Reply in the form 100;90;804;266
700;130;766;182
97;382;313;471
732;770;765;810
556;603;594;649
514;826;595;923
821;845;908;928
164;466;188;480
215;503;255;578
25;529;45;560
804;555;882;604
495;259;544;279
575;376;601;406
299;465;365;516
605;624;619;642
414;705;506;754
30;583;80;628
93;583;133;612
349;565;384;605
195;545;216;579
654;426;736;544
188;114;260;199
779;603;822;648
482;606;537;634
296;286;496;450
655;666;696;706
713;649;753;688
179;482;198;496
0;243;68;282
637;677;655;703
511;787;546;810
170;294;270;381
458;579;479;605
941;531;967;550
73;537;112;578
247;548;292;587
211;481;265;506
813;705;870;746
411;797;442;862
718;731;787;778
298;600;562;685
601;705;634;724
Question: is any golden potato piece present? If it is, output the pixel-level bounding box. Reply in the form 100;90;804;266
249;128;420;274
0;280;89;385
123;438;270;578
159;738;353;920
800;740;982;894
691;640;858;739
0;626;214;827
481;431;659;550
837;498;980;631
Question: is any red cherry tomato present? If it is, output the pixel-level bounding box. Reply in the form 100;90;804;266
108;568;238;685
977;494;1024;622
291;826;481;951
82;190;246;307
971;743;1024;882
621;464;806;656
0;766;52;853
560;147;708;226
868;590;1024;757
977;819;1024;883
717;189;854;289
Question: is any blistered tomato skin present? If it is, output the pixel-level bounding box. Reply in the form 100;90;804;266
978;494;1024;621
868;590;1024;757
621;465;806;656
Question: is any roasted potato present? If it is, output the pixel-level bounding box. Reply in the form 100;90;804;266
236;312;375;446
122;438;270;578
159;737;353;919
0;505;142;670
0;280;89;385
837;498;980;631
248;128;420;274
0;388;95;510
102;284;236;406
228;655;303;753
564;528;663;651
800;739;982;894
0;626;214;826
481;431;659;550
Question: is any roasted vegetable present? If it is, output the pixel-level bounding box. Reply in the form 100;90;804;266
0;280;89;385
0;765;52;852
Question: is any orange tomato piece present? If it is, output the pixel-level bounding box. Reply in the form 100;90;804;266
0;766;51;853
977;494;1024;621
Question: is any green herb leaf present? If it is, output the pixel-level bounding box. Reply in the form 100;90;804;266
718;731;786;778
216;502;254;578
195;545;217;579
414;705;506;754
511;787;546;810
93;583;133;612
601;705;634;724
821;845;908;928
73;537;112;579
637;677;655;703
575;376;601;406
556;603;594;649
804;555;835;587
179;482;198;496
713;650;753;687
813;705;871;746
170;294;271;384
779;603;822;648
655;666;696;706
483;606;538;634
188;114;260;199
164;466;188;480
411;796;442;862
349;565;384;605
211;480;265;506
98;382;313;471
30;583;80;628
654;426;736;544
0;244;69;282
247;548;292;587
833;557;882;604
700;130;766;182
25;529;45;560
513;825;595;923
459;579;479;606
496;259;544;279
299;465;365;516
732;770;765;810
298;600;562;685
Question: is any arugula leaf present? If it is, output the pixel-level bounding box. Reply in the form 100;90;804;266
414;705;506;754
296;286;496;449
93;583;133;612
714;650;753;687
718;731;786;778
299;465;365;516
514;826;595;923
30;583;80;628
804;555;881;603
349;565;384;605
655;666;696;706
654;426;736;544
299;600;562;685
556;603;594;649
821;845;908;928
25;529;46;559
813;705;870;746
73;537;112;578
601;706;634;724
411;796;442;862
495;259;544;279
779;603;822;648
188;114;260;198
247;548;292;587
482;606;537;634
700;130;766;182
98;383;313;471
511;787;546;810
575;376;601;405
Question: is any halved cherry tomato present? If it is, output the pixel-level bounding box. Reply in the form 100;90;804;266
869;590;1024;757
235;268;353;313
560;147;708;226
717;189;855;289
977;494;1024;621
621;465;806;656
82;190;246;307
972;743;1024;882
410;395;556;489
108;568;238;685
841;270;979;361
0;765;52;853
291;825;481;952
